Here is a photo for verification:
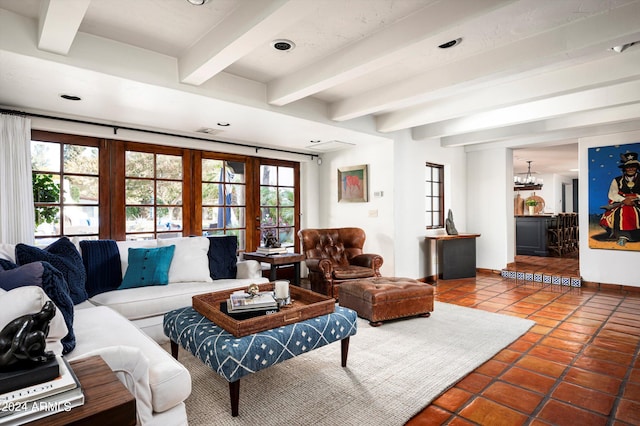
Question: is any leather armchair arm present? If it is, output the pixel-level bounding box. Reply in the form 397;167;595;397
350;254;383;274
305;258;335;280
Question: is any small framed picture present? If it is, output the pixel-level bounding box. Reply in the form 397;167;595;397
338;164;368;202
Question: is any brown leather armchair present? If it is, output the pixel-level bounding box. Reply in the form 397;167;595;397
298;227;383;298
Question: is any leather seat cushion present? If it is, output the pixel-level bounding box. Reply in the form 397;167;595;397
332;265;376;280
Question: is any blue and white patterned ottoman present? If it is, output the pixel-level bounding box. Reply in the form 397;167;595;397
163;305;358;416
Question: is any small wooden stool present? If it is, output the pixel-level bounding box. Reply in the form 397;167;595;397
339;277;434;326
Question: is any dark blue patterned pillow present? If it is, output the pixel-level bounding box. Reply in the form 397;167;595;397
80;240;122;297
15;237;88;305
207;235;238;279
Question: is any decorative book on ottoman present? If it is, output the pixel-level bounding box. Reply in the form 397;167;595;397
228;291;277;312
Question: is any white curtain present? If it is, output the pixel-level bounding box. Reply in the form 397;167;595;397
0;113;34;244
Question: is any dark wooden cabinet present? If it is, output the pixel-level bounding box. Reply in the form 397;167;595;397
425;234;480;282
515;215;553;256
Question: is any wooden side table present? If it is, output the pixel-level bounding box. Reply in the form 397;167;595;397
242;252;305;285
27;355;136;426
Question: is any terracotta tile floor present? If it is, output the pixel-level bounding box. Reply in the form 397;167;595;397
406;255;640;426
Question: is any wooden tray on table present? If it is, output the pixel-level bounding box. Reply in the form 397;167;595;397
192;283;335;337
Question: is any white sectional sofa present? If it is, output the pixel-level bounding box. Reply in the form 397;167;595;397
0;235;269;425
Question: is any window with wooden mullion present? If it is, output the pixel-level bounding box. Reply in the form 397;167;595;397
30;130;105;245
118;142;189;241
198;153;249;250
258;160;300;252
425;162;444;229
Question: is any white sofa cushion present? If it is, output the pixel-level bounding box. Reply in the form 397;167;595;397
157;237;213;283
88;278;265;320
69;306;191;413
0;286;68;356
116;240;157;279
0;243;15;262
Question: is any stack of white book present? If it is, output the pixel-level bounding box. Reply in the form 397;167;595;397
227;291;278;313
256;246;287;255
0;356;84;425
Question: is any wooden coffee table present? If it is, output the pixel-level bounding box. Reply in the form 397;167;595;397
27;355;136;426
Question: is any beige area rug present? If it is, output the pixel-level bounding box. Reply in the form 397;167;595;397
166;301;534;426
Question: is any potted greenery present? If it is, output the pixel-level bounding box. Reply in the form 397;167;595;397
525;198;538;215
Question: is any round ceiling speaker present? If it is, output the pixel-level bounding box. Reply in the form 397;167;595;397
271;39;295;51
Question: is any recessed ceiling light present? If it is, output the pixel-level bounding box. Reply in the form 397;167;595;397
438;38;462;49
271;39;295;51
217;122;230;127
186;0;208;5
60;94;81;101
195;127;220;134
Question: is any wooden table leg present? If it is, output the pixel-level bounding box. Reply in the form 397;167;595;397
294;262;301;286
269;265;277;281
229;380;240;417
341;337;350;367
170;341;179;359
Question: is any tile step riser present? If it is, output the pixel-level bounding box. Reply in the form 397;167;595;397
501;269;581;287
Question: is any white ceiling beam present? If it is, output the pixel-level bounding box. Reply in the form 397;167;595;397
462;118;640;154
179;0;312;86
37;0;90;55
266;0;514;106
377;48;640;132
331;0;640;123
439;103;640;147
412;79;640;140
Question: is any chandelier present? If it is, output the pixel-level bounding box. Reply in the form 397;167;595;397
514;161;543;190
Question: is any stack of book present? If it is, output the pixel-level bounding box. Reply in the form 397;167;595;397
256;246;288;255
227;291;278;314
0;356;84;425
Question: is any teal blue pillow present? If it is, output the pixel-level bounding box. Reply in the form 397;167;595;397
119;245;175;289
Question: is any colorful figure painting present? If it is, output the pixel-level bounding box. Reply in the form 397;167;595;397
588;143;640;251
337;164;368;202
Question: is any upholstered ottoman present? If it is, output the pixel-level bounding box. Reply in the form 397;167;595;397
339;277;434;326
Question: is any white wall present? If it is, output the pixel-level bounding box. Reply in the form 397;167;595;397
467;148;514;271
393;131;467;279
311;138;396;275
580;129;640;288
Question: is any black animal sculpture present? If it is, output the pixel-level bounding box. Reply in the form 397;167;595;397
0;301;57;370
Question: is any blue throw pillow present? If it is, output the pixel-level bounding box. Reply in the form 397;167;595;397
0;262;44;291
119;245;175;289
15;237;88;305
207;235;238;279
80;240;122;297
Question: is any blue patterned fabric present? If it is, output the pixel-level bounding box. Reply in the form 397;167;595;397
80;239;122;297
15;237;88;304
164;305;358;382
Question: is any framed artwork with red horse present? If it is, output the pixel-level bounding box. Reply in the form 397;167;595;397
338;164;368;203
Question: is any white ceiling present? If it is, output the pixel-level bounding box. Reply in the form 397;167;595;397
1;0;640;176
